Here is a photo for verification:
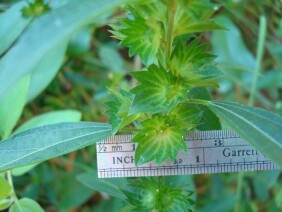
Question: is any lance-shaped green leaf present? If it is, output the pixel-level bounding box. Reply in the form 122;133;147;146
0;122;112;172
130;64;189;115
133;115;187;166
208;101;282;167
0;0;134;102
12;110;81;176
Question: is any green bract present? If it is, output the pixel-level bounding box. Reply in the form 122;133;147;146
130;64;189;114
170;38;223;86
110;1;165;65
106;89;138;134
133;115;187;165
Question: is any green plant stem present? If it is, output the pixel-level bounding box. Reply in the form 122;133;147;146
119;128;141;133
7;171;19;205
185;99;210;106
234;172;244;212
235;15;267;212
165;0;177;69
248;16;267;106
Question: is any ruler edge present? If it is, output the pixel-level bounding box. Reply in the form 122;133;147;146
98;130;240;144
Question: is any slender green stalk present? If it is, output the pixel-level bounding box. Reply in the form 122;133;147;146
185;99;210;106
248;16;267;106
3;134;19;205
235;15;267;212
7;171;19;205
165;0;177;69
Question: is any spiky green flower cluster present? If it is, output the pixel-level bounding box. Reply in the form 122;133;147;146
123;178;194;212
106;0;224;166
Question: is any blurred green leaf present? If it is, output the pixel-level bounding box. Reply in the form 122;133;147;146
9;198;44;212
0;76;30;139
77;172;127;199
14;110;81;134
99;45;125;73
253;170;280;200
0;198;12;211
276;187;282;208
22;184;40;200
11;164;38;177
211;15;256;88
200;195;237;212
0;1;32;55
27;40;68;102
212;16;256;70
92;197;127;212
210;175;224;199
0;122;112;171
55;175;94;210
209;101;282;167
67;27;93;56
257;69;282;89
0;175;12;199
0;0;135;102
267;41;282;64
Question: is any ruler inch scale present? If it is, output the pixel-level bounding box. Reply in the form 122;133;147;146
97;130;278;178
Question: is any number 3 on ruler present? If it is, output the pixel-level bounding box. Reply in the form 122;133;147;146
214;139;222;146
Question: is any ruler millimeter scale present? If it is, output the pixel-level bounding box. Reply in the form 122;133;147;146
97;130;278;178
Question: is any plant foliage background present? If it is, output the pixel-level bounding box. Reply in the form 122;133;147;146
0;0;281;211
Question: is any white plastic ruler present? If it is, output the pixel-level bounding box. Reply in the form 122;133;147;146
96;130;278;178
